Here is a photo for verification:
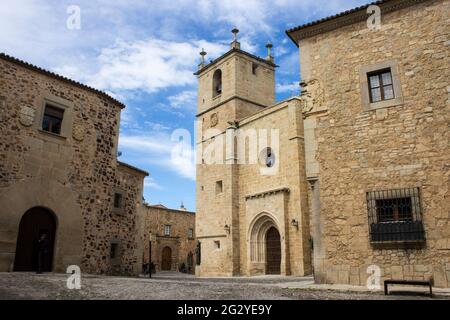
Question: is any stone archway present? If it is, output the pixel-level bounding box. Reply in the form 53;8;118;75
14;207;57;272
0;178;83;272
161;246;172;271
248;213;282;275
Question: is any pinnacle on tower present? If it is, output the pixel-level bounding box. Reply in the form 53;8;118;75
231;27;241;50
266;41;274;62
199;48;207;69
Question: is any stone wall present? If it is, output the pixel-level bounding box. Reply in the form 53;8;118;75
142;205;196;273
0;55;147;275
299;0;450;287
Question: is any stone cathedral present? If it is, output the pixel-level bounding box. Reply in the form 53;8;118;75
195;0;450;288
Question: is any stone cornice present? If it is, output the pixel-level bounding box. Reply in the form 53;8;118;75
196;95;267;117
245;187;290;200
286;0;431;45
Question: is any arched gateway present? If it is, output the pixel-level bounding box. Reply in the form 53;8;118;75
161;246;172;271
249;213;282;275
13;207;56;272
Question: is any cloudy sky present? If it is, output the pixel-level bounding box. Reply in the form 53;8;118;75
0;0;369;211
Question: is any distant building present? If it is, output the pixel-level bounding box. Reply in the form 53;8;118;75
196;0;450;288
143;204;196;273
0;53;148;275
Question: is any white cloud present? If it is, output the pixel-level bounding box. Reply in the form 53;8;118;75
119;132;195;181
276;81;300;95
168;90;197;110
144;177;164;190
53;38;227;97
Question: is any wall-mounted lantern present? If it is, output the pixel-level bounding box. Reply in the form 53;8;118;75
291;219;299;230
224;224;231;234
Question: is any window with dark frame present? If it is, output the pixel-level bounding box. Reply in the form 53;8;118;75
216;181;223;194
367;188;425;244
42;104;64;134
113;193;123;209
367;69;395;103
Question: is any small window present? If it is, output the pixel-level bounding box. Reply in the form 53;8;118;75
110;243;119;259
260;147;275;168
164;225;171;236
188;228;194;239
216;181;223;194
252;63;258;75
113;193;123;209
213;69;222;98
367;69;395;103
42;105;64;134
214;240;220;249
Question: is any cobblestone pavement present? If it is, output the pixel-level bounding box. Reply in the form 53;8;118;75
0;272;447;300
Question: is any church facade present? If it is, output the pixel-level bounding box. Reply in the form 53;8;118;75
196;0;450;287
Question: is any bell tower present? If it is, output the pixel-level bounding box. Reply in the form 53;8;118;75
195;29;277;276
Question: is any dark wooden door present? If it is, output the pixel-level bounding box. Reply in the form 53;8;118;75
265;227;281;275
14;207;56;272
161;247;172;271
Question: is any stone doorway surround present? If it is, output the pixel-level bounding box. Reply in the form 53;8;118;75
0;178;83;272
247;211;287;276
14;207;57;272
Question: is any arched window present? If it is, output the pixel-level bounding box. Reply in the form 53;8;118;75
213;69;222;97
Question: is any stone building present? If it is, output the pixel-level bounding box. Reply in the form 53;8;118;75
196;0;450;288
0;53;148;275
142;204;196;273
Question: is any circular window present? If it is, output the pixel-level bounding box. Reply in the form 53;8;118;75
259;147;275;168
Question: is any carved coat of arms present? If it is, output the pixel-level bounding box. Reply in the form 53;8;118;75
300;79;324;114
72;123;85;141
210;113;219;127
18;105;36;127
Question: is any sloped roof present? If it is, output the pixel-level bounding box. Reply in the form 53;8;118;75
0;52;126;109
286;0;429;45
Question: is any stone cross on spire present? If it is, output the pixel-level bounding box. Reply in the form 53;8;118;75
266;41;274;62
199;48;207;69
231;27;241;50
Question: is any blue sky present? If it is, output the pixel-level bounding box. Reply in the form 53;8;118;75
0;0;370;211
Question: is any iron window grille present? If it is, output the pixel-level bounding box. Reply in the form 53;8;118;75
367;187;425;244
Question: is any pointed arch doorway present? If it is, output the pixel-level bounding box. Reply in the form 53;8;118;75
265;227;281;275
13;207;56;272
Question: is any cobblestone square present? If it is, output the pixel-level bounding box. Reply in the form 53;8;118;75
0;272;448;300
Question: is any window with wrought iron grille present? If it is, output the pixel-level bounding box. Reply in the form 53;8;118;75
164;225;171;236
366;188;425;244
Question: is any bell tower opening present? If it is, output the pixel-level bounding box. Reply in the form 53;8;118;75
212;69;222;98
